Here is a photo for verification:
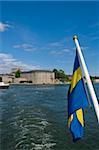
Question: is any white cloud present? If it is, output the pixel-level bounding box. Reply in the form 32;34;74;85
13;37;69;54
50;50;63;55
13;43;38;51
49;41;63;47
50;48;70;55
48;38;71;56
0;22;11;32
72;46;89;51
62;49;70;52
0;53;40;74
49;39;65;48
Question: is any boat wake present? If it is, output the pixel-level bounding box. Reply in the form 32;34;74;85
13;108;56;150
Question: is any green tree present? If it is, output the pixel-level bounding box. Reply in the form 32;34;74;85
15;69;21;78
53;68;69;82
0;77;2;82
53;69;59;79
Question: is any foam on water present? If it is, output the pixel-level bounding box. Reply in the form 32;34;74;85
10;104;56;150
14;116;56;150
31;142;56;150
1;84;99;150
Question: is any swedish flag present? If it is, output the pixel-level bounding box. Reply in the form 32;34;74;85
68;50;88;142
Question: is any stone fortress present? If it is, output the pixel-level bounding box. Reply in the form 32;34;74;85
20;70;55;84
0;69;55;84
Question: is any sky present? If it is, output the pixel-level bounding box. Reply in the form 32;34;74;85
0;1;99;76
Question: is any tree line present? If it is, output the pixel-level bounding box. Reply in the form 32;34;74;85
53;69;70;83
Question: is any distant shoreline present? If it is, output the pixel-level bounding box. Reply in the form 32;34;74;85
9;81;99;86
93;81;99;83
10;82;70;86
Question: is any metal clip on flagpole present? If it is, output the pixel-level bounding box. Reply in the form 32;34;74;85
73;35;99;123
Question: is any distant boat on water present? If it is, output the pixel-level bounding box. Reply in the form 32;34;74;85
0;82;9;89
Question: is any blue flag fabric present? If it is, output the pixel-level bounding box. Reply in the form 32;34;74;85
68;50;88;142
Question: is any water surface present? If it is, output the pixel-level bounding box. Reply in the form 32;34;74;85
0;84;99;150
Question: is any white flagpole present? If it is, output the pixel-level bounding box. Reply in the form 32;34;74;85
77;51;92;107
82;76;92;107
73;35;99;123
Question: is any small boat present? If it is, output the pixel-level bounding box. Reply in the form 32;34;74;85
0;82;9;89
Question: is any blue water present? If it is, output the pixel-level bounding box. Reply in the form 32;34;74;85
0;84;99;150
